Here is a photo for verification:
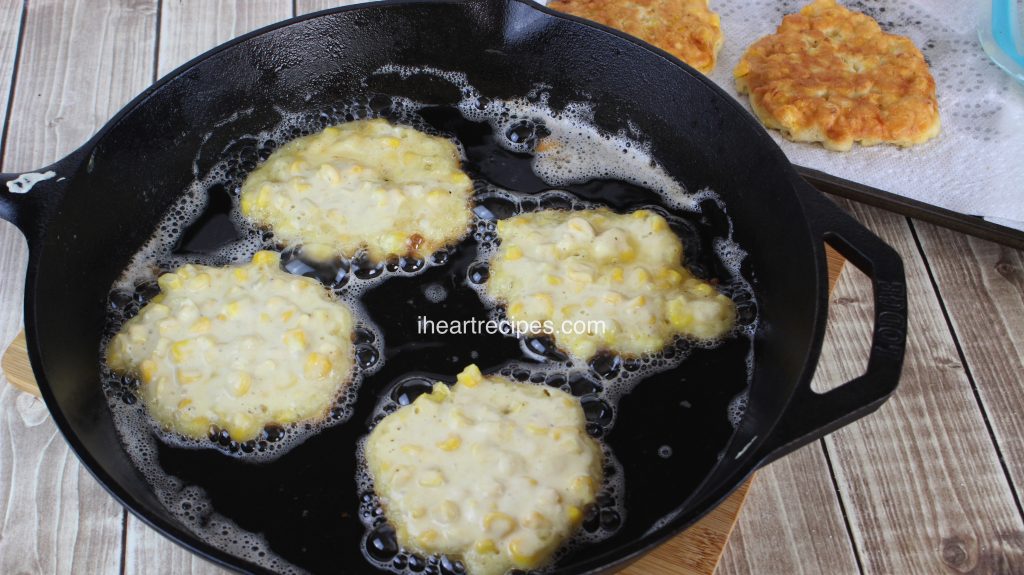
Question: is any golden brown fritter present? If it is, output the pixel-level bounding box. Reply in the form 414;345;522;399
734;0;940;151
548;0;724;74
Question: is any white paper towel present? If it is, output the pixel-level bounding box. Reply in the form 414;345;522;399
538;0;1024;229
705;0;1024;230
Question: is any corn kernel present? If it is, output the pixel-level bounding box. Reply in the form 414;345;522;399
252;250;279;266
602;292;624;305
304;352;332;379
504;245;523;261
571;475;596;497
177;398;192;410
437;500;461;523
457;364;484;388
140;359;157;383
650;215;668;231
475;539;498;555
128;324;148;343
526;423;548;436
226;413;257;440
566;217;595;239
567;506;583;523
509;539;542;567
629;268;650;288
231;373;253;397
383;137;401;148
567;269;593;283
224;301;243;318
530;293;554;315
255;187;272;209
170;340;191;363
283;328;307;351
545;274;562;286
232;268;249;281
418;469;445;487
663;268;683;286
240;193;255;214
318;163;341;184
667;297;694;330
416;530;439;547
186;273;211;291
145;303;171;320
190;317;211;334
437;435;462;451
400;445;423;456
178;370;202;385
610;267;624;282
483;512;516;537
692;282;715;297
522;512;551;530
158;273;182;291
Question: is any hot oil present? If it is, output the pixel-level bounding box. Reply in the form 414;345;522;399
99;74;758;574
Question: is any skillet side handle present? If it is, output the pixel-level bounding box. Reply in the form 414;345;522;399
758;183;908;465
0;173;28;231
0;168;67;247
0;167;51;243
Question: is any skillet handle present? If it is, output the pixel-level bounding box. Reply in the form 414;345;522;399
0;167;69;247
757;182;908;465
0;173;27;229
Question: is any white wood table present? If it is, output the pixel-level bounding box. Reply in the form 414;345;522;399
1;1;1023;574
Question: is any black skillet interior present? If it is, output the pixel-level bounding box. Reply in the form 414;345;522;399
1;0;906;573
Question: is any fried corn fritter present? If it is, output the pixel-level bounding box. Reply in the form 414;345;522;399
548;0;724;74
366;365;603;575
735;0;940;151
241;119;474;262
106;251;355;441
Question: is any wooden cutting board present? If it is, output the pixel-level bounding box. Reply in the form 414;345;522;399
1;247;845;574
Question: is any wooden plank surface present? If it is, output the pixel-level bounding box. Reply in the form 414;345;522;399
913;222;1024;506
158;0;294;77
0;0;159;573
295;0;368;16
717;445;861;575
817;199;1024;573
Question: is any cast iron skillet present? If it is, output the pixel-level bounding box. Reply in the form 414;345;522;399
0;0;907;572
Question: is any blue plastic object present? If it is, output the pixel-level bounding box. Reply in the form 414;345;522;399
980;0;1024;83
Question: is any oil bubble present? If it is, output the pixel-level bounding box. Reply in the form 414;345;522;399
390;377;437;406
365;524;400;562
467;262;489;284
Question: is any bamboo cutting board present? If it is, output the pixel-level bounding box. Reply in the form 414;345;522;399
1;248;845;574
